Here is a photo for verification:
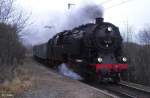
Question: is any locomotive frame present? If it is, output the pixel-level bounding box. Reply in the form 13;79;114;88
33;18;128;83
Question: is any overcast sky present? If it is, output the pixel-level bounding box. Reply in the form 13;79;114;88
16;0;150;45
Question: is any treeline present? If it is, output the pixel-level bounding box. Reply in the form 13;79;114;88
0;0;27;83
0;23;26;65
123;26;150;86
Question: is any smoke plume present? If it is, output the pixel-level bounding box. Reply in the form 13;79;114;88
61;3;104;30
21;2;104;46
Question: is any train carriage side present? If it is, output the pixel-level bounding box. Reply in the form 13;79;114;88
33;43;48;63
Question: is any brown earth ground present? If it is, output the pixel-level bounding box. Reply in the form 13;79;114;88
0;57;114;98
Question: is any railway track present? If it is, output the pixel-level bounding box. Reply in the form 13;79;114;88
85;81;150;98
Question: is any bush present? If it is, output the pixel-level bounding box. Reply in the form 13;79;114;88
0;23;26;83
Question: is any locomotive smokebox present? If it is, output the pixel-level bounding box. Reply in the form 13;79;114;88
95;17;104;24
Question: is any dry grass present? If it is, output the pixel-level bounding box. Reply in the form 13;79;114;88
0;65;32;97
1;58;111;98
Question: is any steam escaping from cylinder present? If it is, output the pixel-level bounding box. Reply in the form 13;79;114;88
58;63;83;80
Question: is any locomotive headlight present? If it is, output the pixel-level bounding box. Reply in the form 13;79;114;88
122;57;127;62
108;27;112;32
98;57;102;63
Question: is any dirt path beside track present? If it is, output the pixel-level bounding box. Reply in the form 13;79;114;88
5;57;115;98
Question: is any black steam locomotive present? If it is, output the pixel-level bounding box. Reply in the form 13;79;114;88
33;18;128;83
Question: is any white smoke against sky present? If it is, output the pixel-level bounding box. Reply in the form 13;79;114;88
20;1;104;46
56;2;104;31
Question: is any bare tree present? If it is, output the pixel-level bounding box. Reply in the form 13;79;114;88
124;26;150;85
138;26;150;44
0;0;27;83
122;25;150;86
0;0;29;31
122;21;134;43
137;26;150;85
121;23;136;81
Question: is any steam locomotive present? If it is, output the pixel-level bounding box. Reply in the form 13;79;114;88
33;18;128;83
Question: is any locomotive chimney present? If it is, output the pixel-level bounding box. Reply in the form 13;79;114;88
95;17;104;24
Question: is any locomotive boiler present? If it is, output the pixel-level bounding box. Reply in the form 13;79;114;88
33;18;128;83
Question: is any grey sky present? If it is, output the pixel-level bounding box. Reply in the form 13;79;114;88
17;0;150;45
